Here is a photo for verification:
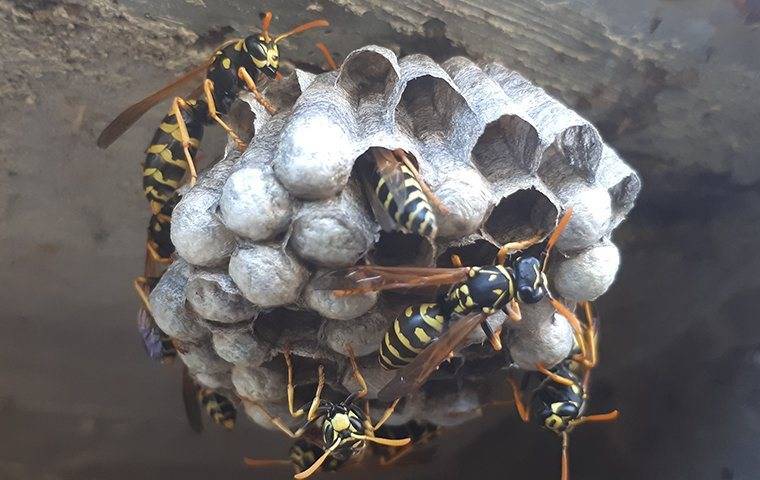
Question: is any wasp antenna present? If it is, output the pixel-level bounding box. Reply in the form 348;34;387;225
315;42;338;71
350;433;411;447
274;19;330;44
261;11;273;41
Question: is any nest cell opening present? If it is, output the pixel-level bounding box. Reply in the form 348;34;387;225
437;239;499;268
472;115;541;179
336;50;399;102
395;75;463;141
369;231;434;267
252;308;324;348
484;189;558;246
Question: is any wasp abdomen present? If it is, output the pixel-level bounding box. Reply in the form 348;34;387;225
147;193;180;261
143;99;208;214
370;162;437;239
379;303;446;370
199;388;237;429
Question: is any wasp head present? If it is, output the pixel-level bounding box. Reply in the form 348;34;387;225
245;12;328;80
537;399;581;434
513;256;547;304
321;403;366;449
244;34;279;78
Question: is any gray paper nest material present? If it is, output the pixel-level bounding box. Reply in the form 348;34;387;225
153;45;640;428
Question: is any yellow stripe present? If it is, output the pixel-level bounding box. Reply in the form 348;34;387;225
146;144;167;154
145;170;181;188
383;334;407;362
419;212;432;233
379;350;399;368
404;177;423;189
405;199;430;230
421;312;444;332
159;122;178;134
414;327;431;343
395;321;422;353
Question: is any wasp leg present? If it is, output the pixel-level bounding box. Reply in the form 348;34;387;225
146;241;172;265
202;79;248;151
315;42;338;71
450;254;463;267
284;348;325;422
561;432;570;480
536;363;575;386
306;365;326;421
481;320;503;351
245;400;311;439
576;301;598;369
394;149;449;215
550;299;590;367
284;347;306;418
496;233;545;265
371;398;401;432
133;276;153;312
507;376;530;422
170;97;199;186
506;299;522;322
347;346;368;399
237;67;277;114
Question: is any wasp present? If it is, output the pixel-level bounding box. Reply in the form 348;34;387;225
96;11;329;214
314;208;592;401
243;347;411;479
360;148;445;240
507;301;619;480
244;420;440;475
181;365;237;433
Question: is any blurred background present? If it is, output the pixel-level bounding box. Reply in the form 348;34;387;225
2;0;760;479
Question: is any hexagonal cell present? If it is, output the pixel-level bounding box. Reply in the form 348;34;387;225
437;237;499;267
369;231;435;267
484;189;558;246
336;45;400;104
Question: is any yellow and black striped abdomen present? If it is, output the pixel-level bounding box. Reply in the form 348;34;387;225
199;388;236;430
380;303;446;370
372;164;437;239
147;193;180;261
143;100;206;214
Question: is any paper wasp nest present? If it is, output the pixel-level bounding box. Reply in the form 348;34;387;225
151;46;640;430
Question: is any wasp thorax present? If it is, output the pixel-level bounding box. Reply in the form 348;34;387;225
448;265;513;315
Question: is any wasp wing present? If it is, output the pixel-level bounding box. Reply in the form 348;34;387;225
377;312;487;401
96;62;210;148
312;265;468;294
182;365;204;433
370;147;410;213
